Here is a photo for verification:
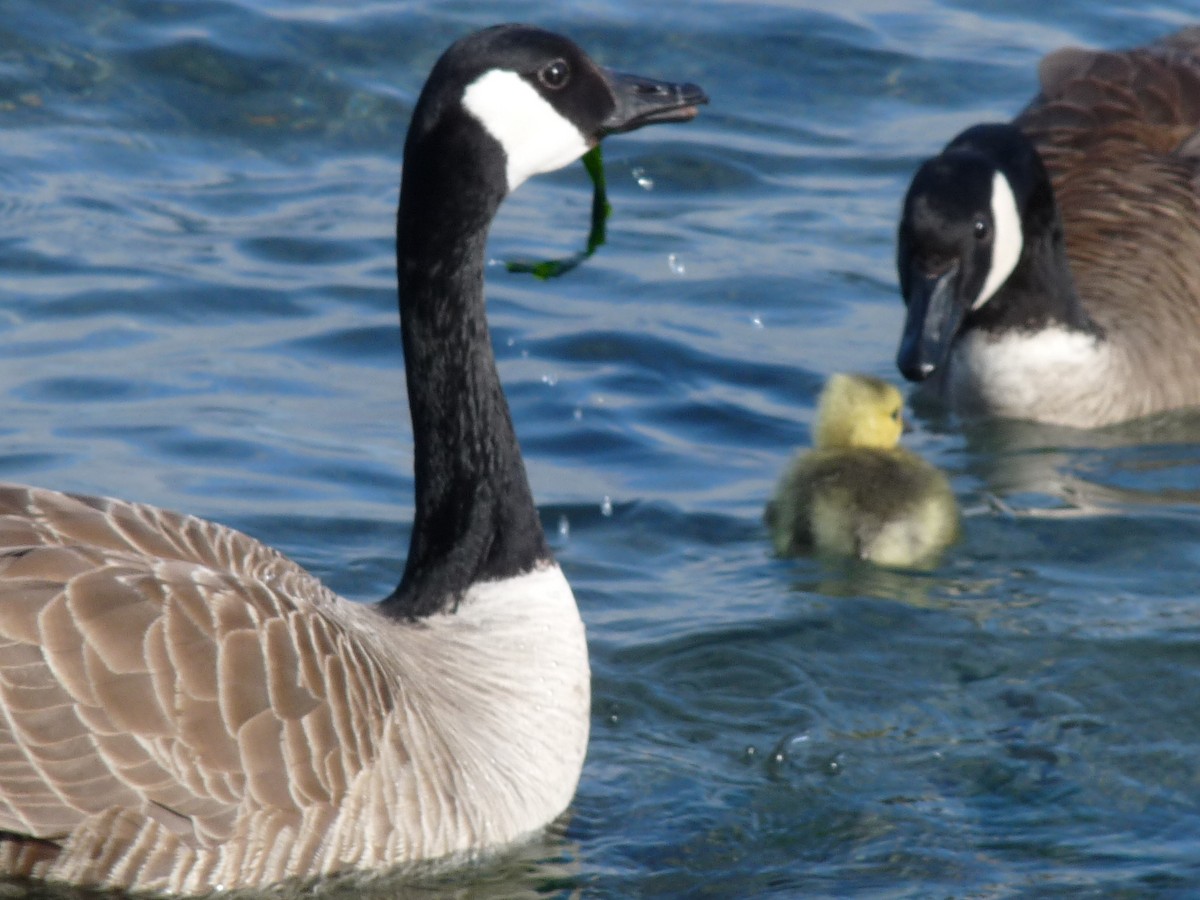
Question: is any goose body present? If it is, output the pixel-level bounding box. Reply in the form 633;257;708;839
896;27;1200;428
0;25;705;893
767;374;958;568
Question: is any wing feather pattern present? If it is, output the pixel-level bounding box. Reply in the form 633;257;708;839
0;481;588;892
1011;29;1200;417
0;483;396;890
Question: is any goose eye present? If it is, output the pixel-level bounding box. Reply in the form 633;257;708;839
972;216;990;241
538;59;570;90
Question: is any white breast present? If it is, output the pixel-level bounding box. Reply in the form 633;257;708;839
947;326;1117;427
337;562;591;868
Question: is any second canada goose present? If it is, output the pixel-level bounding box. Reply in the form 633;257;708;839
896;27;1200;428
0;24;706;894
766;373;959;568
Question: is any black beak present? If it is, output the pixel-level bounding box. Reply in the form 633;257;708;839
600;69;708;135
897;262;966;382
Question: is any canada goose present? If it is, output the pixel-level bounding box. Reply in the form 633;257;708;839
896;27;1200;428
766;373;959;567
0;25;705;893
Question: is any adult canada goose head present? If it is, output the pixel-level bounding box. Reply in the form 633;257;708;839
894;27;1200;428
0;24;705;894
896;123;1086;383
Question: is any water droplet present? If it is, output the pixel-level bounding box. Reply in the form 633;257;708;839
573;407;583;421
520;349;529;358
600;495;613;517
506;337;515;347
667;253;686;276
632;166;654;191
751;314;764;328
541;373;558;386
557;515;569;538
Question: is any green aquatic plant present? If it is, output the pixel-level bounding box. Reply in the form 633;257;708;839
506;145;611;279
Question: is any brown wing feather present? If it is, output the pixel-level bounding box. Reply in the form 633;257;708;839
1013;30;1200;414
0;482;395;858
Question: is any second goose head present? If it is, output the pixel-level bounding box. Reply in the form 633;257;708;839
895;122;1092;385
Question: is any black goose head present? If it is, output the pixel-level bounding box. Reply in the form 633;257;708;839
896;123;1061;382
402;24;707;201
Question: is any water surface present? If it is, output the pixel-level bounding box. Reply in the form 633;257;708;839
3;0;1200;896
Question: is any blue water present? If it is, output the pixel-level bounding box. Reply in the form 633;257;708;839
4;1;1200;897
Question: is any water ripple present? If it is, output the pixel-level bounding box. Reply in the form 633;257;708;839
4;0;1200;896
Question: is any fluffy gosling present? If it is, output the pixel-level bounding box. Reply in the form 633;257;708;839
767;373;959;567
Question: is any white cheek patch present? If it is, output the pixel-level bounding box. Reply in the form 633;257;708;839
974;171;1024;310
462;69;591;193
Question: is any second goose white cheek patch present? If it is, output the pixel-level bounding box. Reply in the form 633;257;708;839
462;69;590;193
974;171;1024;310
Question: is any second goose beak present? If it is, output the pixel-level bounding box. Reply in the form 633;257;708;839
897;261;966;382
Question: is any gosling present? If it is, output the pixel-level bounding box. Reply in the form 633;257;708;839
767;373;959;567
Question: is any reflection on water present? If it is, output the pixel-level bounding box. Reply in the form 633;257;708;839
267;829;583;900
952;409;1200;514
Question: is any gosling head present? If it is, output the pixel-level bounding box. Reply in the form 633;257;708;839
814;373;905;451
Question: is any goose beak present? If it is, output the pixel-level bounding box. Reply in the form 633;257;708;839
897;261;965;382
599;70;708;135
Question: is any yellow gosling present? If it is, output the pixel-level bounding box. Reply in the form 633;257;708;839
767;373;959;567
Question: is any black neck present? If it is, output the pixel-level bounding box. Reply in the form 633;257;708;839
380;115;550;619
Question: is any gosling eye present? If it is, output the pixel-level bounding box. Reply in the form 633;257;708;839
972;216;990;242
538;59;570;90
